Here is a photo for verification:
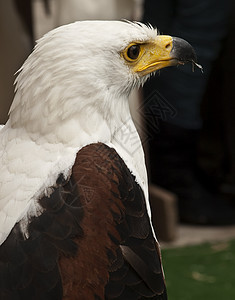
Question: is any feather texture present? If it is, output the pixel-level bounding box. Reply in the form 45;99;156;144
0;143;167;299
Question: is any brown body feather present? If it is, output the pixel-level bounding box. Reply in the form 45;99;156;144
60;144;125;299
0;143;167;300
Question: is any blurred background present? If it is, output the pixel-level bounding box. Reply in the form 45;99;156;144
1;1;235;299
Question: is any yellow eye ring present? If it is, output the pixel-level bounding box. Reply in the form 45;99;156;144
127;44;140;60
122;43;143;62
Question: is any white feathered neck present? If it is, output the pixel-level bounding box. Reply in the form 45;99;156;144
0;21;158;245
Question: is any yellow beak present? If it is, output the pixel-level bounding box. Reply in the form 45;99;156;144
124;35;197;76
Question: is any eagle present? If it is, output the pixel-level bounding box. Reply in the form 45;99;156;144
0;21;196;299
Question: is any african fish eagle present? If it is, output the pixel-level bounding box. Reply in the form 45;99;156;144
0;20;196;299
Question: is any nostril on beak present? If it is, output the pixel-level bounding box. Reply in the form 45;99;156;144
165;43;171;50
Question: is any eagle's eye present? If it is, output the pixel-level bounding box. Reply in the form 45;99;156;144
122;43;142;62
127;44;140;60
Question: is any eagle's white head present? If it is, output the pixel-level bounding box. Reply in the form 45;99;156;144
8;20;196;138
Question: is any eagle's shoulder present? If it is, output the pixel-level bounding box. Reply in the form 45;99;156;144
69;143;167;299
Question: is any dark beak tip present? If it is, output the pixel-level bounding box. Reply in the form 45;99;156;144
171;37;197;63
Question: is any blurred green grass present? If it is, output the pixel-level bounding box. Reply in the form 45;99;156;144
162;239;235;300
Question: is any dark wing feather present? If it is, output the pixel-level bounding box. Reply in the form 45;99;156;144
0;172;83;300
0;143;167;300
97;143;167;299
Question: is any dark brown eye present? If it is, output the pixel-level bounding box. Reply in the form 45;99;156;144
127;44;140;60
